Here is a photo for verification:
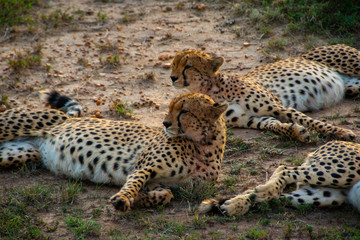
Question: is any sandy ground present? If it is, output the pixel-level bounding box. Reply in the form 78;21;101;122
1;0;360;239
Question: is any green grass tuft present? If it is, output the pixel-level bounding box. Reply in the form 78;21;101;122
0;0;39;27
276;0;360;35
226;135;250;153
0;184;56;239
232;0;360;44
41;8;74;28
172;180;217;203
60;179;84;205
65;215;100;239
7;50;42;73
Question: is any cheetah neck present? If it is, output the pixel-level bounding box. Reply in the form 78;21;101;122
193;118;226;164
199;72;227;101
182;118;226;181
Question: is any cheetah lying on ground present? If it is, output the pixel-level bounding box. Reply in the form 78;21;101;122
199;141;360;216
170;44;358;142
0;91;228;211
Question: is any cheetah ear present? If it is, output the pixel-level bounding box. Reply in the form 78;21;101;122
211;102;228;120
209;57;224;72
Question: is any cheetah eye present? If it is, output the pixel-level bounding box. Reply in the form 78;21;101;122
177;110;189;121
184;65;191;70
179;110;189;116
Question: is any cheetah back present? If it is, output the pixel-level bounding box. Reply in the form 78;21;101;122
302;44;360;77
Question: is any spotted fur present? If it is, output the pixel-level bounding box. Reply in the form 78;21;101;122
199;141;360;216
302;44;360;97
0;92;228;211
170;46;357;142
243;57;345;112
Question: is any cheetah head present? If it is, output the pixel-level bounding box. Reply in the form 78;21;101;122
170;50;224;93
163;93;228;143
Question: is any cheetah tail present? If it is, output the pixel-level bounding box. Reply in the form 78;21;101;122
0;108;69;140
39;90;83;117
348;180;360;213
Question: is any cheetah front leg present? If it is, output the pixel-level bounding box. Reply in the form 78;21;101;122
217;170;291;216
224;166;292;216
110;168;153;211
280;107;356;141
199;165;296;216
227;114;310;142
252;165;294;202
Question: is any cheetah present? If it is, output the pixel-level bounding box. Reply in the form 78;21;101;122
199;141;360;216
0;91;228;212
170;45;357;142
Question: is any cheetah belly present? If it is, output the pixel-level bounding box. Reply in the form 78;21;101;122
224;103;248;127
36;137;130;186
266;71;344;112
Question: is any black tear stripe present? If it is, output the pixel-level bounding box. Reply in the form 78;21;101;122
177;110;189;134
182;65;191;87
177;112;184;134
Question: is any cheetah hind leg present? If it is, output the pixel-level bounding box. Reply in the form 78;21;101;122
215;171;291;216
133;184;174;208
282;186;348;207
205;185;349;216
239;116;310;142
0;141;40;167
281;107;355;141
200;165;296;216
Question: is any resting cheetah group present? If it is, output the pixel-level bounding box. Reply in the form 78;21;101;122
171;44;360;214
1;44;360;216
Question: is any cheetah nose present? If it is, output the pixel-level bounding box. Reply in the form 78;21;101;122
170;76;178;82
163;121;172;128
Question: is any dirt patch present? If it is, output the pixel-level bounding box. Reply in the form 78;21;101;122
1;0;360;239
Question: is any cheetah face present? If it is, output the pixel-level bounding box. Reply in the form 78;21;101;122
170;50;224;93
163;93;228;142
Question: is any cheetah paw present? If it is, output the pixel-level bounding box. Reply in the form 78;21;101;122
293;125;311;143
219;195;252;216
336;129;356;141
199;195;253;216
110;194;134;212
198;199;221;214
254;182;282;201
